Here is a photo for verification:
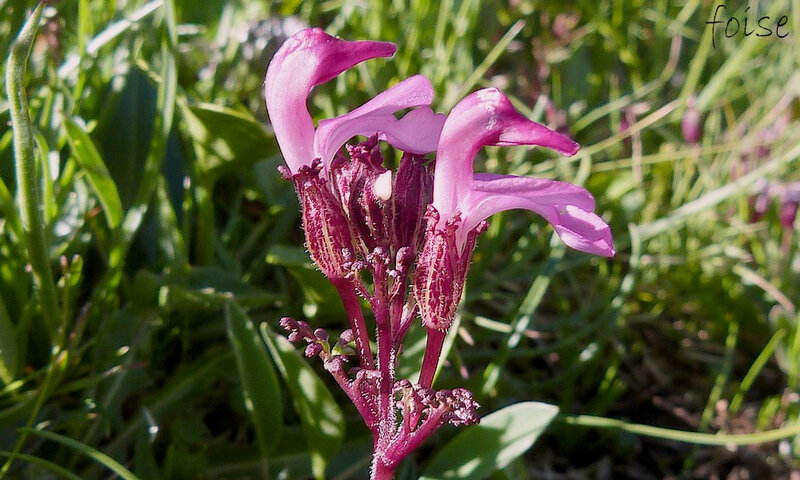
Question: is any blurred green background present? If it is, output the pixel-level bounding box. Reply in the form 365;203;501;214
1;0;799;478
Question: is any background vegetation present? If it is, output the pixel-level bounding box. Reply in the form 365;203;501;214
1;0;799;478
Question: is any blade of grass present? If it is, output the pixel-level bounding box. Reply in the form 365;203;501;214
260;323;345;480
699;319;738;430
0;451;84;480
0;349;69;476
481;234;565;397
64;119;124;229
83;351;232;478
0;282;18;385
695;1;789;111
562;414;800;446
730;329;786;413
225;301;284;459
638;141;800;240
57;0;163;79
18;428;139;480
442;19;525;110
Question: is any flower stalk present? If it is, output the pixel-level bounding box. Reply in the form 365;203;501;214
330;277;374;369
6;2;61;341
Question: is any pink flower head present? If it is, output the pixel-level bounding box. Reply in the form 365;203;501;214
264;28;445;174
415;88;614;332
265;28;446;281
432;88;614;257
266;30;616;474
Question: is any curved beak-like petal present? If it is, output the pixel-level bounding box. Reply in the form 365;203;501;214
314;75;445;167
265;28;396;173
462;173;614;256
433;88;579;220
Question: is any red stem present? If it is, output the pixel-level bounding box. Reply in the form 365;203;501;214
385;407;446;466
371;454;396;480
418;328;446;389
325;359;377;428
332;277;375;369
373;291;395;441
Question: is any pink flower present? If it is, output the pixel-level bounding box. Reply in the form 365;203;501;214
433;88;614;256
415;88;614;334
264;28;445;175
266;28;616;475
265;28;445;278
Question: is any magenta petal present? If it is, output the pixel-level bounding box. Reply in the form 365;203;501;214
314;75;444;166
377;107;446;154
552;206;615;257
265;28;396;172
457;173;614;256
433;88;580;220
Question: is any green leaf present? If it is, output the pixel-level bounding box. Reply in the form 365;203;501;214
64;119;124;229
260;323;345;480
225;301;283;456
94;67;158;208
0;450;84;480
0;294;17;385
420;402;559;480
18;428;140;480
179;102;276;181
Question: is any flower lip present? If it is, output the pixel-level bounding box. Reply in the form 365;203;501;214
428;88;613;257
313;75;446;169
432;87;580;222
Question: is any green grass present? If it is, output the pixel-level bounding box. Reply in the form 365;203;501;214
1;0;799;478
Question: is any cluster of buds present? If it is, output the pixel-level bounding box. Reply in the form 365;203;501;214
279;316;350;359
265;28;614;479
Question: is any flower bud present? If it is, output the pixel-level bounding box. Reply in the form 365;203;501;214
330;136;391;257
392;153;432;252
779;183;800;229
440;388;480;427
339;328;355;344
313;328;329;342
413;208;486;332
682;96;702;145
413;209;460;332
279;316;298;332
305;342;323;357
284;162;355;279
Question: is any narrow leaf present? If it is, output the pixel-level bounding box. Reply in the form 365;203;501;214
260;323;345;480
421;402;559;480
0;450;84;480
0;294;17;385
17;428;140;480
225;301;283;455
179;101;276;180
64;119;124;229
